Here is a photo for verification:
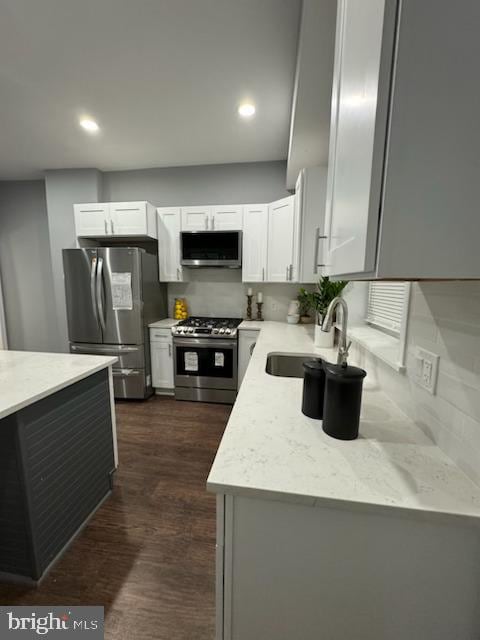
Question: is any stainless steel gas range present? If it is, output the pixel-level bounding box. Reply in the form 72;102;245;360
172;317;242;404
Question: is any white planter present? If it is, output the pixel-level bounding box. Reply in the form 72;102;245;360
314;323;334;348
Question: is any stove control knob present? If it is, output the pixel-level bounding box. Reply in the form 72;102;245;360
188;327;194;334
178;328;184;333
213;328;219;334
225;328;231;335
219;328;226;334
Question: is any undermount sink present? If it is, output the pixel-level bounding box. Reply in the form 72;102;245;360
265;353;317;378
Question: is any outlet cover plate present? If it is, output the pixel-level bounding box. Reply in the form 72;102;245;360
414;347;440;395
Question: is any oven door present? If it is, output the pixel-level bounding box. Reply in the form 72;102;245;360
174;338;238;390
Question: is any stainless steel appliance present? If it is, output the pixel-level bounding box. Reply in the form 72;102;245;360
180;231;242;268
62;247;167;399
172;317;242;403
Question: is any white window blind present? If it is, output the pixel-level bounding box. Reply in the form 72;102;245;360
366;282;409;336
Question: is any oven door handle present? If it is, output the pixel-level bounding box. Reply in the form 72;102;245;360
173;338;236;349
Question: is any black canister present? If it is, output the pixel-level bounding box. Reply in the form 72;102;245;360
322;363;367;440
301;359;326;419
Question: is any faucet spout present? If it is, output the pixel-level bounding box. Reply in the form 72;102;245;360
321;296;350;366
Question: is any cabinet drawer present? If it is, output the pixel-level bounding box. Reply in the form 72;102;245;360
150;329;173;342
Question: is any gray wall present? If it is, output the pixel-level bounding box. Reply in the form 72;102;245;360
44;169;103;351
0;181;57;351
103;161;289;205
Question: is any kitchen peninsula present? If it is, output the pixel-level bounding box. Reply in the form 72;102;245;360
0;350;117;583
208;322;480;640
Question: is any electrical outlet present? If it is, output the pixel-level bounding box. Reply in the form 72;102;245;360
414;347;439;394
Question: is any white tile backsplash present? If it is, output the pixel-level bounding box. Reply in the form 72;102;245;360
351;281;480;487
167;270;313;321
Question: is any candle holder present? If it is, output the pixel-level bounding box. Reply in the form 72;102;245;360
246;294;253;321
256;301;264;321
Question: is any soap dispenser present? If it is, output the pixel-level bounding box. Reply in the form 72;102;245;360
322;363;366;440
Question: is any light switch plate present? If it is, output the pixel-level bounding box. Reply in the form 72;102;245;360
414;347;440;394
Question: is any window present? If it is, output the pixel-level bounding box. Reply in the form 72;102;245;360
366;282;410;337
346;281;411;372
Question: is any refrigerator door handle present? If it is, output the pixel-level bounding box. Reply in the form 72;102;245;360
96;257;106;331
90;257;100;327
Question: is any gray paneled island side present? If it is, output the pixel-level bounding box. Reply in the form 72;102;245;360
0;350;117;583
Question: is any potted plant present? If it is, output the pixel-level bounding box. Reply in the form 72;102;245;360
312;276;348;347
297;288;315;324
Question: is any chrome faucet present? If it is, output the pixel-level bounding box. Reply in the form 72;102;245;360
321;296;351;367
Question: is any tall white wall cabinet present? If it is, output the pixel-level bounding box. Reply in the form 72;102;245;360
267;196;299;283
242;205;269;283
325;0;480;279
74;201;157;239
157;208;185;282
296;166;328;283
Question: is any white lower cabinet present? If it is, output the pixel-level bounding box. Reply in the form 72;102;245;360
237;329;259;388
150;328;174;393
216;494;479;640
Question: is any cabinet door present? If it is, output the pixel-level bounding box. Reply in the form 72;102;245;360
325;0;391;277
181;206;212;231
242;205;268;283
157;208;184;282
238;330;259;388
74;203;109;237
297;167;328;283
151;341;174;389
267;196;296;282
110;202;148;236
212;206;243;230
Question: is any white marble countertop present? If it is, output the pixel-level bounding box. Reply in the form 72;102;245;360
149;318;179;329
238;320;265;331
0;350;117;420
207;322;480;522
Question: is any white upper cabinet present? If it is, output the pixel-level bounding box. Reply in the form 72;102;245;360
326;0;480;279
181;205;243;231
242;205;268;282
74;203;110;237
157;208;185;282
296;167;328;283
181;206;212;231
74;201;157;238
211;206;243;230
267;196;299;282
325;0;389;277
109;201;157;238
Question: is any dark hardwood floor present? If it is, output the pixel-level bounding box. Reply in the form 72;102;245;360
0;396;230;640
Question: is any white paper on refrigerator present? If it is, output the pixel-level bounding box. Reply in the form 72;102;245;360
184;352;199;372
111;272;133;310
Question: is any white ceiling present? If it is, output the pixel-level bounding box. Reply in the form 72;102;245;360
0;0;301;179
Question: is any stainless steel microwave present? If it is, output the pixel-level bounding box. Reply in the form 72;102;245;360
180;231;242;268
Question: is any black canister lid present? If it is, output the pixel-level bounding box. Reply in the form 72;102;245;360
303;359;324;376
323;362;367;380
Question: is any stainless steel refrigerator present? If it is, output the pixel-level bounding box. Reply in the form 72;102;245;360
62;247;167;399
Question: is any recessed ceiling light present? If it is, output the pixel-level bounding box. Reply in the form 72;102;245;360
79;118;100;133
238;103;256;118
